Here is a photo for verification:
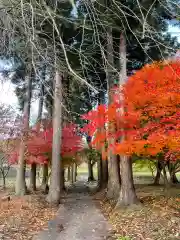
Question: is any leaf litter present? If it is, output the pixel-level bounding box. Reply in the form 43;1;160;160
94;185;180;240
0;191;57;240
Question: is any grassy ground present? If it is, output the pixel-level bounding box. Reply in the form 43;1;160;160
77;164;180;182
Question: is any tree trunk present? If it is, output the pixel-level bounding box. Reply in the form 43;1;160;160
171;173;179;184
97;90;108;189
30;74;45;191
60;168;65;191
154;160;162;185
117;157;138;206
167;162;179;184
162;164;169;188
41;164;49;192
30;163;36;191
46;71;62;205
67;166;71;181
97;156;103;189
15;71;32;196
88;160;95;182
106;26;120;199
117;33;139;205
73;163;77;183
97;156;108;190
2;174;6;189
102;159;108;187
70;165;74;184
107;154;120;199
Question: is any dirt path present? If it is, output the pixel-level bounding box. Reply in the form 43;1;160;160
33;181;113;240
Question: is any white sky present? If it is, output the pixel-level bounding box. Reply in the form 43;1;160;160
0;80;18;107
0;75;39;124
168;25;180;41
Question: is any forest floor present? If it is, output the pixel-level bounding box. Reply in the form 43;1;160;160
0;187;57;240
94;184;180;240
34;181;114;240
0;172;180;240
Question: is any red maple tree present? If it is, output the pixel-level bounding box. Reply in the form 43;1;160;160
9;122;82;165
82;60;180;162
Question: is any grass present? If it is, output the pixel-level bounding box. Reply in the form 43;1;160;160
1;164;180;189
77;164;180;182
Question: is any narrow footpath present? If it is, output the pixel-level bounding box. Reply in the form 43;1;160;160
33;181;113;240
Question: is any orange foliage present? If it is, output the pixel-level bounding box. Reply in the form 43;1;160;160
82;60;180;161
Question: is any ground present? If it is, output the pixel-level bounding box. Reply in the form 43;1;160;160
0;166;180;240
95;185;180;240
0;188;57;240
34;181;113;240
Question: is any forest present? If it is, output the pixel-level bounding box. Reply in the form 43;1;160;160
0;0;180;239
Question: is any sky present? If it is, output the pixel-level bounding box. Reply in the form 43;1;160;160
0;25;179;121
0;75;40;124
168;25;180;41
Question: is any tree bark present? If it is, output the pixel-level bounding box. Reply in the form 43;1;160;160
30;67;45;191
67;166;71;181
117;33;139;205
70;165;74;184
171;173;179;184
60;167;65;191
97;156;103;188
88;160;95;182
97;90;108;189
117;157;138;206
46;71;62;205
2;173;6;189
30;163;36;191
106;26;120;199
15;71;32;196
107;153;120;199
154;160;162;185
102;159;108;187
167;162;179;184
41;164;49;192
73;163;77;183
162;164;170;188
97;156;108;190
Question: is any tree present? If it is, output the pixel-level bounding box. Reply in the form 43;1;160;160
30;67;45;191
85;136;96;182
46;71;64;204
82;59;180;203
117;32;139;206
15;68;33;196
106;26;121;200
79;0;180;201
154;159;179;185
0;106;20;189
114;60;180;188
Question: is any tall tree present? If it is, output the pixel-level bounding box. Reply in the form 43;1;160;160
106;26;120;199
117;33;138;206
46;71;62;205
30;68;45;191
15;68;33;196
